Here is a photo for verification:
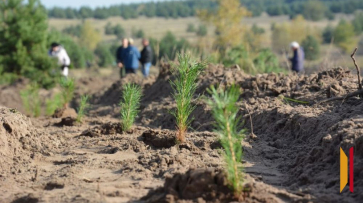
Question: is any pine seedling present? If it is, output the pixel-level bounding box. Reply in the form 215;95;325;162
76;95;90;123
119;84;142;131
170;54;204;143
59;77;75;108
46;93;62;116
207;85;245;194
20;83;41;117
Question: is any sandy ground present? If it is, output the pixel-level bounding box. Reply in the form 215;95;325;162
1;65;362;203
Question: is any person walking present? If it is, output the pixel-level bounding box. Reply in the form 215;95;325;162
116;38;129;78
290;41;305;73
48;42;71;77
140;39;153;77
121;38;140;74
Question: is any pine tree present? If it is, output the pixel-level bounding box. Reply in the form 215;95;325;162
301;35;320;61
0;0;56;88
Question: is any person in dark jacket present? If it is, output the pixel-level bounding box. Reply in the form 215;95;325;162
140;39;153;77
121;38;140;74
116;38;129;78
290;41;305;73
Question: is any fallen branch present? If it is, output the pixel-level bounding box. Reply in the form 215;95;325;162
317;89;363;104
351;48;362;90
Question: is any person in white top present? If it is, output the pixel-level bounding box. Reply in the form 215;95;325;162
48;42;71;77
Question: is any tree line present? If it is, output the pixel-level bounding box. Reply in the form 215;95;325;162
48;0;363;21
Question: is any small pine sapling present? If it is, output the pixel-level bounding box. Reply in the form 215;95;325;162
119;84;142;131
207;85;245;195
20;83;41;117
46;93;62;116
59;77;75;108
170;54;204;142
76;95;90;123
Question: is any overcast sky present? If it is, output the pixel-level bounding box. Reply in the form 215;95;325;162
41;0;176;8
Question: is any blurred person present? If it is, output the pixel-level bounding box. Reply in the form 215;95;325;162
121;38;140;74
48;42;71;77
290;41;305;73
140;39;153;78
116;38;129;78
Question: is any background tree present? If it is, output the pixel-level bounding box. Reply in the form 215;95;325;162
196;24;208;37
79;20;101;51
0;0;56;87
94;43;114;67
333;20;356;52
198;0;250;49
302;0;326;21
301;35;320;60
352;11;363;35
322;24;334;44
187;23;196;32
114;24;126;39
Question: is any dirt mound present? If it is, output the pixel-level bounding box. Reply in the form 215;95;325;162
80;122;123;137
142;129;177;148
247;96;363;202
142;169;236;203
0;107;40;177
0;78;29;113
96;74;156;106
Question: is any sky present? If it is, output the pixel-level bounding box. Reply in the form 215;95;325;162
41;0;176;9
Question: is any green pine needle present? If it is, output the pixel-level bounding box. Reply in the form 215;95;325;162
76;95;90;123
120;83;142;131
20;83;41;117
207;85;245;194
59;77;75;107
170;54;205;142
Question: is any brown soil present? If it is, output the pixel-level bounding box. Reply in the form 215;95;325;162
1;65;362;203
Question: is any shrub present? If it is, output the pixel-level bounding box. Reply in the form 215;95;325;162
352;11;363;35
322;25;334;44
196;24;208;37
94;43;114;67
170;55;204;143
59;78;75;108
301;35;320;60
333;20;356;52
186;23;196;32
207;85;245;194
20;83;41;117
120;84;142;131
76;95;90;123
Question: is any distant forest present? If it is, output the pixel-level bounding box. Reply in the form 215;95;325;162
48;0;363;20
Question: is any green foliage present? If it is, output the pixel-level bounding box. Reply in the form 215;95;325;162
0;0;57;88
223;46;285;74
46;93;62;116
59;78;75;107
301;35;320;60
62;25;82;37
352;11;363;35
187;23;196;32
333;20;356;52
48;29;93;68
119;84;142;131
79;21;101;51
105;23;126;39
132;28;145;39
159;32;191;60
46;0;363;20
302;0;326;21
207;85;244;194
20;83;41;117
251;24;265;35
76;95;90;123
170;55;205;142
322;24;334;44
196;24;208;37
94;43;114;67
